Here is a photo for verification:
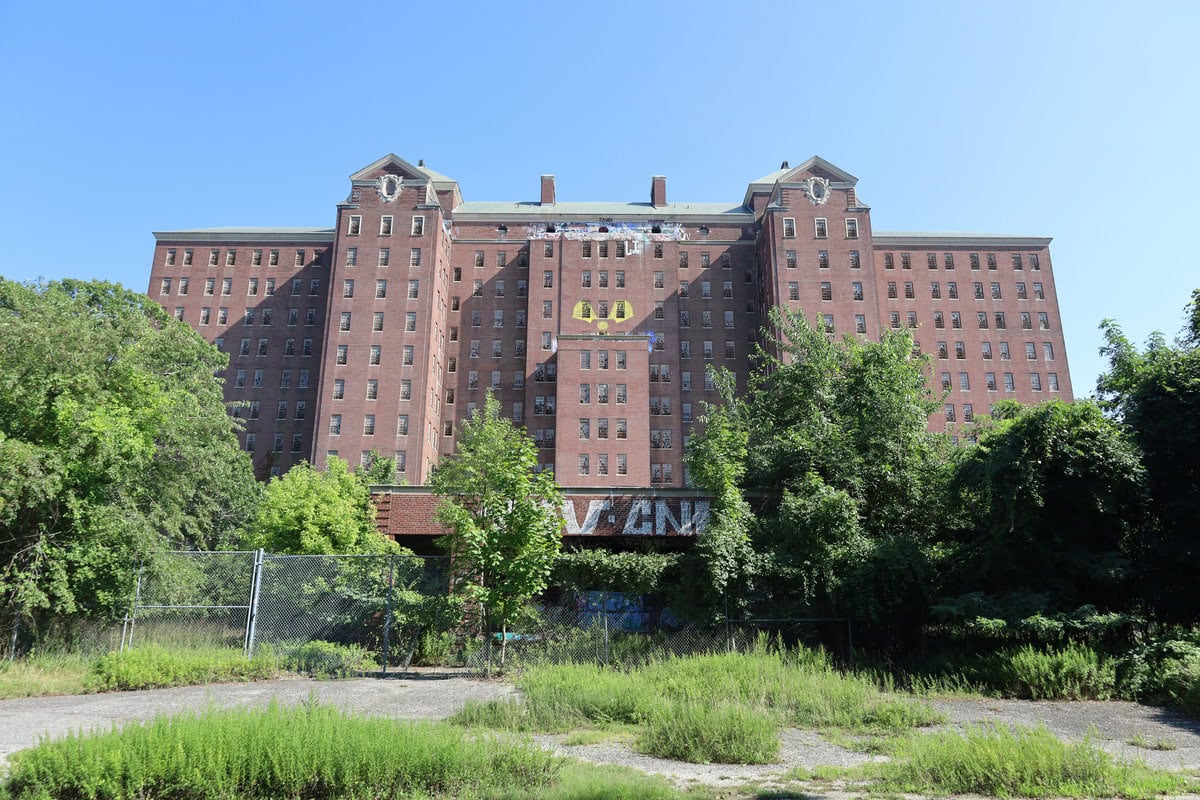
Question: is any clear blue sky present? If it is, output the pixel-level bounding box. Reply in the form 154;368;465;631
2;1;1196;395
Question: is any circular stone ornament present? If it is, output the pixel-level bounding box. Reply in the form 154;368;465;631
801;176;831;206
376;174;402;202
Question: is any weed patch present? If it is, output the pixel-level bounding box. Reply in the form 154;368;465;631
868;723;1195;798
86;645;278;690
637;700;780;764
1;702;560;799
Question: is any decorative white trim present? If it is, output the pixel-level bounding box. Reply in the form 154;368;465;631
800;176;831;206
376;174;402;203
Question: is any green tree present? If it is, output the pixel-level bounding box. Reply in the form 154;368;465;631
430;393;564;667
356;449;398;487
940;400;1146;621
248;457;394;554
1097;289;1200;621
686;309;951;638
0;279;258;630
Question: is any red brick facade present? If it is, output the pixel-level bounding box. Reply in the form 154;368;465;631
148;154;1073;483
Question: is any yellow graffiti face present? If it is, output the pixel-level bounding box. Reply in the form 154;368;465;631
572;299;633;332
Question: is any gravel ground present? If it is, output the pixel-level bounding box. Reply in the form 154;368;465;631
3;676;1200;789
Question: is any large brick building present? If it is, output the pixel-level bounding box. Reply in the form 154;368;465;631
149;154;1072;498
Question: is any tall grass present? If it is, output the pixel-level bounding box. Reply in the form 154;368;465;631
454;642;942;764
868;723;1195;799
1;702;560;799
0;653;93;699
87;645;278;691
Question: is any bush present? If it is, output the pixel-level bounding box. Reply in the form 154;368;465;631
87;645;277;691
637;700;779;764
1006;644;1117;700
1120;637;1200;717
870;723;1193;798
1;702;561;800
271;640;375;678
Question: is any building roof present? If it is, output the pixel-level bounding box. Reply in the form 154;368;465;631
153;227;334;243
873;231;1052;247
453;201;752;221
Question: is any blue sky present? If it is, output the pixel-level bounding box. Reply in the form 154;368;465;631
1;1;1196;395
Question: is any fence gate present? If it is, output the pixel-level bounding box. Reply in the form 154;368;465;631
122;550;261;655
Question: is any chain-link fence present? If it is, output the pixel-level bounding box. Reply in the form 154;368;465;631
466;592;851;675
124;550;450;672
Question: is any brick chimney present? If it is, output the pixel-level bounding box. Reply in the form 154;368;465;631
540;175;556;205
651;175;666;207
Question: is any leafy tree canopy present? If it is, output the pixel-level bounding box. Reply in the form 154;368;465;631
1096;289;1200;621
0;279;258;624
248;457;395;554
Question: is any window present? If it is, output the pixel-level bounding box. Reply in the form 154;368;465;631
1022;312;1033;329
724;310;735;329
814;218;827;238
222;277;233;295
408;280;419;299
1043;342;1054;361
378;248;390;267
999;341;1011;360
991;282;1002;300
725;340;736;358
945;404;956;422
1004;372;1015;392
944;254;955;270
982;342;993;359
1038;312;1050;330
159;277;172;295
343;279;355;298
845;218;859;238
927;253;937;270
244;308;256;326
309;279;320;296
890;311;901;329
1025;342;1037;360
408;215;425;236
1033;282;1045;300
369;345;381;365
375;279;387;299
491;340;502;358
400;380;411;400
1016;282;1028;300
887;282;898;299
986;372;997;391
963;404;974;423
544;241;554;258
245;434;256;452
493;310;504;328
970;253;980;270
1012;254;1023;269
1048;372;1060;392
978;312;989;329
818;250;830;269
397;415;409;435
937;341;949;359
855;314;867;334
907;312;918;328
257;338;268;356
933;311;944;329
849;250;861;269
654;271;664;289
955;341;966;359
941;372;952;390
616;351;626;369
782;218;796;238
298;369;309;388
199;307;210;325
959;372;971;391
578;455;589;476
347;215;361;235
330;415;342;435
291;434;303;453
290;279;301;295
1030;254;1041;270
306;308;317;326
219;308;230;325
901;253;912;270
904;282;914;299
332;379;346;400
951;312;962;329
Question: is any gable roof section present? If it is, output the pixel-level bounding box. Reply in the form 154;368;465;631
350;153;429;182
743;155;858;207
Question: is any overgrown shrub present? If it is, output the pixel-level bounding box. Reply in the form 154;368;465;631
870;723;1192;798
1;702;561;799
1005;644;1117;700
1120;637;1200;717
87;645;277;691
637;700;780;764
271;640;375;678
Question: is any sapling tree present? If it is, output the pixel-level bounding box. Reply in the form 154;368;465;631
430;392;564;668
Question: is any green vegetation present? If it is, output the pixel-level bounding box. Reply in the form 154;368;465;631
0;702;562;800
0;279;258;634
454;645;941;763
1126;733;1177;751
0;641;381;698
866;723;1195;799
432;392;565;668
248;456;397;555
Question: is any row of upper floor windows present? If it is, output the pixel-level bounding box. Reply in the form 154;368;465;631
346;215;425;237
159;276;321;296
163;248;324;268
883;252;1041;271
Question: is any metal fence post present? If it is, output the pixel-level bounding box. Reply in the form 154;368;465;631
381;553;395;675
243;549;265;657
121;564;144;652
602;591;610;667
8;619;19;662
